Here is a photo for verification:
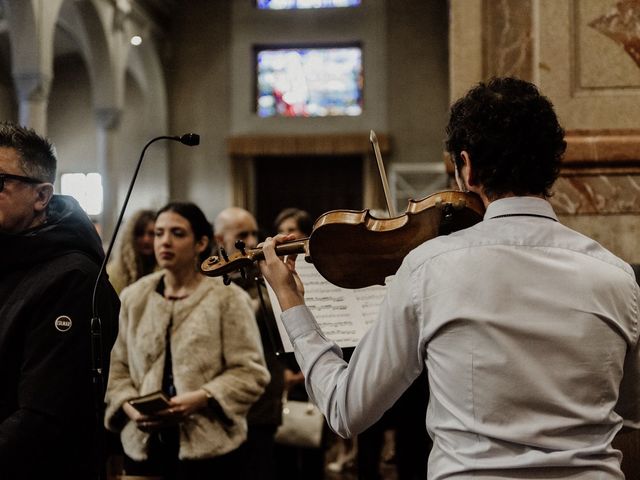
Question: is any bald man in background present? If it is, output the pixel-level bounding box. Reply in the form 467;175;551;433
214;207;285;480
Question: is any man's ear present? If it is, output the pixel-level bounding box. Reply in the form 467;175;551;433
34;183;53;213
459;151;476;187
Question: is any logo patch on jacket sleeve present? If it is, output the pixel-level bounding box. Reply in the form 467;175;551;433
54;315;73;332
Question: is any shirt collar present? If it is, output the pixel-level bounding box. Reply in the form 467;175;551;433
484;196;558;221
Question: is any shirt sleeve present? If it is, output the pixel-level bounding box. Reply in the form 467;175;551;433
281;261;426;438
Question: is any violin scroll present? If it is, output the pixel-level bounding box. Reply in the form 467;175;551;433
201;239;310;279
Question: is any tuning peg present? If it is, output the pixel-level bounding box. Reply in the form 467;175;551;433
443;204;454;221
235;239;246;255
223;274;231;286
220;247;229;262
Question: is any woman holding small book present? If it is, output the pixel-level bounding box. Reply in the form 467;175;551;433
105;202;270;479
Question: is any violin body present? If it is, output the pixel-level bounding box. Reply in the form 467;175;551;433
201;190;484;289
309;190;484;288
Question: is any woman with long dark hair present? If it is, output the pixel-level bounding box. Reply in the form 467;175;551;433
105;202;270;479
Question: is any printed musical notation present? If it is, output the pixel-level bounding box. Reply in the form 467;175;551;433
266;257;389;352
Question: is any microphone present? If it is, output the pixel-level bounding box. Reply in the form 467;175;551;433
177;133;200;146
88;134;199;479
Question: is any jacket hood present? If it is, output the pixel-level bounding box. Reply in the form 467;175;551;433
0;195;105;272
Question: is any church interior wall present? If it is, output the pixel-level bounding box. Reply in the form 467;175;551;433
229;0;388;136
165;0;233;221
0;0;636;266
387;0;449;167
0;81;15;121
165;0;449;220
49;54;97;179
0;34;15;121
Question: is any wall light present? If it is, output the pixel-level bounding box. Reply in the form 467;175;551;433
130;35;142;46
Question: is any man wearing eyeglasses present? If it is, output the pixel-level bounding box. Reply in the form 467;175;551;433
214;207;285;480
0;122;119;479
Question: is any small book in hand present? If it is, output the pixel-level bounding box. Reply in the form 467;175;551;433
128;391;171;416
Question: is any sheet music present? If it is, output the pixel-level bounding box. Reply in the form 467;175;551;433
265;256;390;352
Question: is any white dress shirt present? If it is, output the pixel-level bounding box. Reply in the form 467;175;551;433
281;196;640;479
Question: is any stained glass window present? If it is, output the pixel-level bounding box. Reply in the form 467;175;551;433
256;46;363;117
257;0;360;9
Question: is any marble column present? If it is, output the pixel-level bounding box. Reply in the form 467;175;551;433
13;72;51;135
95;107;122;244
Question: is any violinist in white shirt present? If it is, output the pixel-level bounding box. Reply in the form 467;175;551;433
259;77;640;480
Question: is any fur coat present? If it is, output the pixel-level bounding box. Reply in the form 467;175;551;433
104;271;270;460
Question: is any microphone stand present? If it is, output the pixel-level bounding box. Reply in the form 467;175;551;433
90;133;199;479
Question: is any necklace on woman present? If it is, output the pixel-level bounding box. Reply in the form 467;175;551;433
161;272;202;300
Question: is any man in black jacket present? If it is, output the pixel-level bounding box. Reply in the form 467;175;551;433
0;122;119;478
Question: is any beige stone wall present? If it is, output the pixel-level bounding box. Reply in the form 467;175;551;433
540;0;640;130
449;0;640;264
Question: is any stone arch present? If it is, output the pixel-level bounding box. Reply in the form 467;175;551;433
72;0;129;112
2;0;65;132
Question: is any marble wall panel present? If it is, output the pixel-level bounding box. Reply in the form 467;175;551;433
551;174;640;214
483;0;533;80
449;0;484;101
579;0;640;89
539;0;640;130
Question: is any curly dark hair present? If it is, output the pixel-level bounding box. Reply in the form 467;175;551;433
445;77;566;199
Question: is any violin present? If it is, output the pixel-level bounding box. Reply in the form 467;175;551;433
200;190;484;289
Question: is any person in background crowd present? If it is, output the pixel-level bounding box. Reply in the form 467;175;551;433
259;77;640;479
274;207;313;240
0;122;120;479
107;209;157;294
215;206;286;480
105;202;269;480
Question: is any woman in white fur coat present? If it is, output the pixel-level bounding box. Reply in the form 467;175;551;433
105;202;270;479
